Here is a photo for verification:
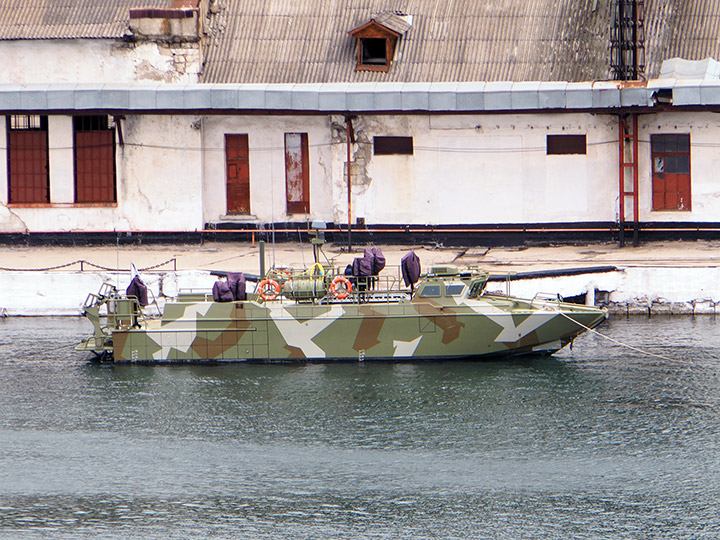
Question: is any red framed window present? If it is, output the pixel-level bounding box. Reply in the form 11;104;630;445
7;115;49;204
74;115;117;203
651;134;691;211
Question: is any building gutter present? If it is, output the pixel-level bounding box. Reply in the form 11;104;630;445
0;79;715;116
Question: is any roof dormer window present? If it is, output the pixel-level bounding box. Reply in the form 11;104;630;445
349;12;412;73
361;38;388;66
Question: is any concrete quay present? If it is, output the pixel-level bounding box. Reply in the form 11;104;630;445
1;240;720;316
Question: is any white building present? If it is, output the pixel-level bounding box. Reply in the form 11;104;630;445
1;0;720;244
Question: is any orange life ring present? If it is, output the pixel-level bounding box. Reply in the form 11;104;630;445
330;275;352;299
257;279;281;300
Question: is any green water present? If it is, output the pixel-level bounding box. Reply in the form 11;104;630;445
0;316;719;539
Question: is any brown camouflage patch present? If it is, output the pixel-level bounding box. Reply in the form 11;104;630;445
192;330;236;359
412;302;465;344
353;306;385;351
436;313;465;344
284;345;307;358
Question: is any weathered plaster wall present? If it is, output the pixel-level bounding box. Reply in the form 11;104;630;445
47;116;75;205
4;109;720;233
331;113;618;226
0;124;24;230
118;115;205;230
638;111;720;222
0;114;204;232
0;40;201;84
201;115;335;224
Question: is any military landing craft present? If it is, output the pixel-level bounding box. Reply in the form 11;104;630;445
76;235;607;363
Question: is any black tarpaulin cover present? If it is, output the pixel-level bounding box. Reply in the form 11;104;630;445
365;247;386;275
213;272;247;302
227;272;247;301
126;275;149;306
401;250;421;288
212;280;234;302
352;255;374;277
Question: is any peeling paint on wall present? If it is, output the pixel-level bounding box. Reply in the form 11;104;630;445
331;116;374;223
0;40;201;84
0;204;29;232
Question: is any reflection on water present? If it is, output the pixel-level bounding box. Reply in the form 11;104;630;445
1;316;719;539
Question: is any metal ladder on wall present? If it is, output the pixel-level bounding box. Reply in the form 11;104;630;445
618;113;639;246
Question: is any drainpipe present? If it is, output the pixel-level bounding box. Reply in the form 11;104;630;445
345;116;355;251
113;116;125;147
199;116;205;233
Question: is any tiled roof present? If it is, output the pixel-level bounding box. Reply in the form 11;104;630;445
0;0;174;40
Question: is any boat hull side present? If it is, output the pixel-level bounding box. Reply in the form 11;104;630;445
109;299;607;363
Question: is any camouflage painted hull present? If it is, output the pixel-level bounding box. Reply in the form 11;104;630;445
81;295;607;363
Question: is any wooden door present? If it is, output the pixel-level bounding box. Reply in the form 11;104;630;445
225;134;250;215
8;130;49;203
75;130;116;203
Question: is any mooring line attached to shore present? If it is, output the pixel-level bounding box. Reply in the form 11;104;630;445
556;309;684;364
6;342;81;356
45;342;81;353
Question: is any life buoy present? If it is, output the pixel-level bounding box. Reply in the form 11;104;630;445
257;279;281;300
330;275;352;299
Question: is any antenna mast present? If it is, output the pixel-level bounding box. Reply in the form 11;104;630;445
610;0;645;81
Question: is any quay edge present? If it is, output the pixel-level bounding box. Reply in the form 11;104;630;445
1;266;720;317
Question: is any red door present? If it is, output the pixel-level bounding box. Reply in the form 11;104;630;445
75;130;116;203
225;134;250;214
8;130;49;203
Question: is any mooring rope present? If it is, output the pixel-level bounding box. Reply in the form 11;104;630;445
556;309;685;363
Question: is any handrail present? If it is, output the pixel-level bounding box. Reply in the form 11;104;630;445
530;292;563;307
143;287;163;318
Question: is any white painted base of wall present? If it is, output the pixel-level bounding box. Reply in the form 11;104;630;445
490;267;720;315
2;267;720;317
0;271;217;316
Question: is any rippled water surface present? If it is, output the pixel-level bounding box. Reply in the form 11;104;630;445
1;316;719;539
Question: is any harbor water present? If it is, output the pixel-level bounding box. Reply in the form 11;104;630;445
0;316;719;539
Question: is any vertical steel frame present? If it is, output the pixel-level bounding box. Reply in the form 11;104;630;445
618;114;639;246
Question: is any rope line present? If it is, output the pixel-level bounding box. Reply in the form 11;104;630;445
0;260;83;272
0;258;177;273
557;309;685;363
